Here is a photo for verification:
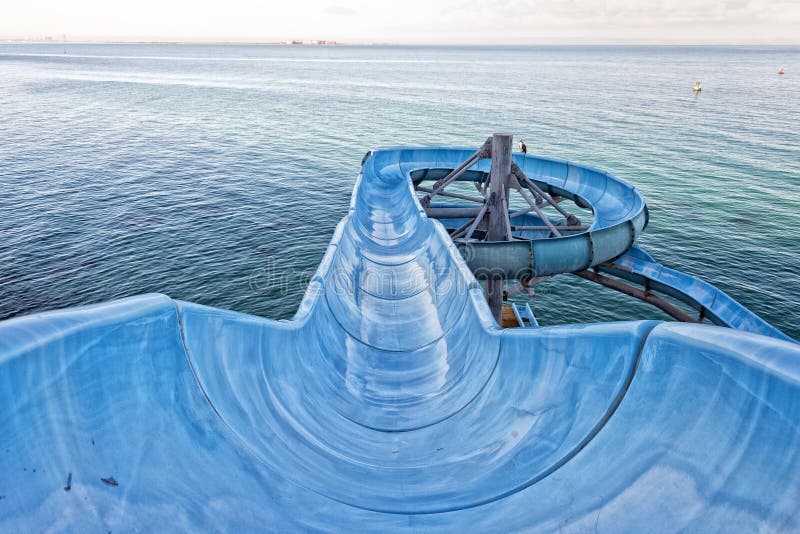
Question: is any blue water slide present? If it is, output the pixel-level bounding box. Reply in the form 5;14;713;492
604;246;794;343
412;148;793;342
1;148;799;530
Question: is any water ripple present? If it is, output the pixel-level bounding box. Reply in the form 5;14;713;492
0;43;798;338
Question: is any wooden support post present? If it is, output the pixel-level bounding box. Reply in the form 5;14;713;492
487;134;513;240
485;133;513;324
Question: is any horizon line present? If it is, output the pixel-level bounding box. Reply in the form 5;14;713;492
2;38;800;47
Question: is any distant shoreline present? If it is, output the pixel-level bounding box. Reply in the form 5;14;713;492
1;39;799;47
0;39;392;46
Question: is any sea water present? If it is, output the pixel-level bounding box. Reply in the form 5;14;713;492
1;43;798;338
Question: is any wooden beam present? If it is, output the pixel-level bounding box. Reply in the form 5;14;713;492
420;154;479;207
502;185;513;241
416;185;485;203
509;206;536;219
510;178;562;237
512;162;581;226
449;217;478;239
463;201;490;240
512;225;588;231
574;270;699;323
424;207;483;218
420;137;492;207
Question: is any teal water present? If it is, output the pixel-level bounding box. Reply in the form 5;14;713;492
0;43;798;337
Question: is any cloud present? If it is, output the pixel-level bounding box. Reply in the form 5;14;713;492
324;6;356;16
442;0;794;26
2;0;798;44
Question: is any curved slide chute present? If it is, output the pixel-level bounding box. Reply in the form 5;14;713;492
1;148;798;530
605;245;793;343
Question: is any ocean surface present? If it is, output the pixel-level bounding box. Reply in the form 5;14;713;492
0;43;798;338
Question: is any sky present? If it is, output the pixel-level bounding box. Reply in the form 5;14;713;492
3;0;799;44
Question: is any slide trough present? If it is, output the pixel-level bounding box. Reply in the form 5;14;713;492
1;148;799;531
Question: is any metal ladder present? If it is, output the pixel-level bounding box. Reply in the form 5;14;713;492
511;302;539;328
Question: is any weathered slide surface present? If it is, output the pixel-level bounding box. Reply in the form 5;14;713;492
1;149;799;531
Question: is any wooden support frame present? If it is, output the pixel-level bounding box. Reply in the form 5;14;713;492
510;177;562;237
574;269;700;323
420;137;492;208
515;167;581;226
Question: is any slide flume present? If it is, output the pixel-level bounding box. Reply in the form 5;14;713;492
1;148;799;531
606;245;793;342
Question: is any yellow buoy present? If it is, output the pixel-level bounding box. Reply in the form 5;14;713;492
693;80;702;92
